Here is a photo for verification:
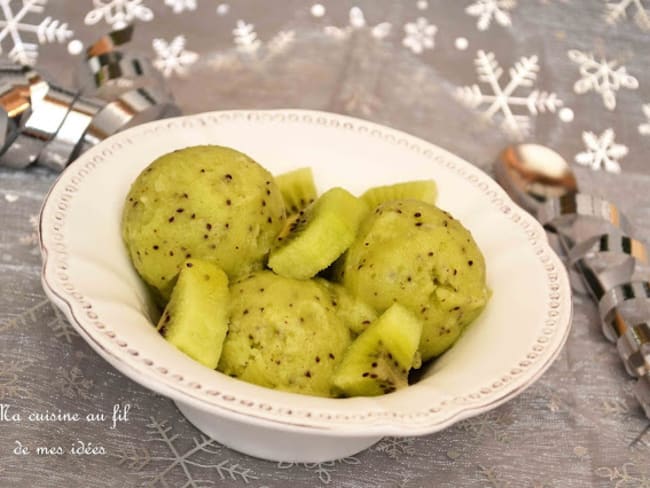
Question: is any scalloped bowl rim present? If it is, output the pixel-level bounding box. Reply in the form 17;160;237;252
40;109;572;437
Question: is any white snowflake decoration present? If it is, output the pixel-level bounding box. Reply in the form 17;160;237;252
84;0;153;30
0;0;74;65
465;0;517;31
575;129;628;173
146;417;259;485
0;361;32;399
456;50;563;139
266;30;295;56
152;35;198;78
604;0;650;31
402;17;437;54
18;214;39;246
568;49;638;111
233;20;261;53
164;0;196;14
639;103;650;135
323;7;391;40
278;457;360;484
374;437;416;459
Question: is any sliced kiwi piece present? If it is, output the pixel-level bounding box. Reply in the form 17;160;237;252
268;187;368;280
157;258;229;369
275;167;318;214
332;303;423;397
361;180;437;210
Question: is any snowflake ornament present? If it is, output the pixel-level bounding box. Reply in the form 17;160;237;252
324;7;392;40
604;0;650;31
266;30;296;56
152;35;198;77
374;437;416;459
568;49;638;111
465;0;517;31
85;0;153;30
402;17;437;54
640;104;650;135
575;129;628;173
146;417;259;485
278;457;360;484
164;0;196;14
0;361;32;400
233;20;261;53
0;0;74;65
456;50;563;139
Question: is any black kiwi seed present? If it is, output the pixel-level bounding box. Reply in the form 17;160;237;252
176;208;184;213
206;223;212;230
224;174;232;181
186;262;193;267
329;353;335;360
362;372;369;377
305;371;311;378
168;216;175;223
468;260;474;266
153;245;159;250
414;212;421;218
315;356;320;363
226;199;232;206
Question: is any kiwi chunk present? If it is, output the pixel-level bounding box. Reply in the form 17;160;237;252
275;167;318;214
332;303;423;397
268;187;368;280
361;180;437;210
157;258;229;368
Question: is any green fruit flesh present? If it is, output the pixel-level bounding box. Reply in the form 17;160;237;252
275;167;318;214
361;180;437;210
157;259;229;369
122;145;286;301
340;199;489;361
332;303;423;397
217;271;352;397
317;279;378;335
268;187;368;280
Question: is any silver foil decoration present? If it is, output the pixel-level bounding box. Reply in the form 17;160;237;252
544;194;650;417
0;25;179;172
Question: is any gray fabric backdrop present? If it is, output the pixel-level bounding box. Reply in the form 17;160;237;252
1;1;650;486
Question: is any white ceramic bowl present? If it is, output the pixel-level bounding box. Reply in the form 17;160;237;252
40;109;572;463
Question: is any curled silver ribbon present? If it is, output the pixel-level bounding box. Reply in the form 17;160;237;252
0;25;179;171
545;192;650;418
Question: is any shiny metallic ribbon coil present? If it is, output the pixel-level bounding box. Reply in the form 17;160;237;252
543;192;650;418
0;26;179;171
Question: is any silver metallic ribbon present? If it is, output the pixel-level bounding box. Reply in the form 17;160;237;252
543;193;650;418
0;25;179;172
